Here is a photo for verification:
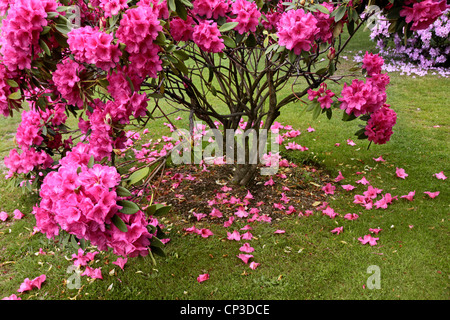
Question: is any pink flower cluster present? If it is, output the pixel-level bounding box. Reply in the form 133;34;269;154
15;110;44;149
4;147;53;177
307;83;335;109
67;26;122;70
362;51;385;76
400;0;448;31
52;58;85;108
314;2;336;44
0;63;13;117
277;9;319;55
116;6;163;78
33;145;152;257
98;0;129;18
365;104;397;145
230;0;261;35
138;0;169;19
0;0;58;70
171;16;195;42
339;53;389;117
193;20;225;53
192;0;229;19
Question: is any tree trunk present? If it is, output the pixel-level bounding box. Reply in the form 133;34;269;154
231;163;258;186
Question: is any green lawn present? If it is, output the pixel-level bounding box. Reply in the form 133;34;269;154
0;28;448;301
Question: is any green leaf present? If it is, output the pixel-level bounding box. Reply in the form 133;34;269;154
111;214;128;232
222;35;236;48
55;23;72;34
128;167;149;185
150;237;165;248
117;200;140;215
219;22;239;32
147;204;172;216
39;39;51;56
87;155;95;168
245;33;257;47
312;103;322;120
333;5;347;22
6;80;19;88
314;4;330;15
150;246;166;257
175;0;187;20
116;186;132;198
342;111;357;121
168;0;176;11
8;91;21;100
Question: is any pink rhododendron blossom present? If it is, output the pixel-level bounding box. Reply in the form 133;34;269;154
277;9;319;55
331;226;343;234
224;216;235;227
396;167;408;179
230;0;261;34
99;0;129;18
400;0;448;31
210;208;223;218
52;58;85;108
274;229;285;234
424;191;440;198
197;273;210;283
401;191;416;201
241;231;253;240
433;171;447;180
68;26;122;70
0;0;58;71
307;126;315;132
363;185;383;199
249;261;260;270
192;0;229;19
365;104;397;145
374;193;397;209
314;2;336;44
170;16;195;42
358;234;379;246
193;20;225;53
237;253;253;264
307;83;335;109
138;0;169;19
362;52;385;76
193;212;207;221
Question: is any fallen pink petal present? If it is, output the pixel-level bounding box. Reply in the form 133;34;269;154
433;171;447;180
13;209;24;220
369;228;383;234
396;167;408;179
239;243;255;253
227;230;241;241
358;234;379;246
424;191;440;198
112;257;128;270
237;254;254;264
197;273;210;283
249;261;260;270
401;191;416;201
274;229;286;234
331;226;343;234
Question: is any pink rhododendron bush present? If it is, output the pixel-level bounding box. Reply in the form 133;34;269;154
0;0;447;271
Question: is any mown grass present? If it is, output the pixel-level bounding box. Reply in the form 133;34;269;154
0;28;448;301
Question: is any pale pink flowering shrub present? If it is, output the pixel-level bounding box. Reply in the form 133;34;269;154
192;0;229;19
170;16;195;42
400;0;448;31
364;104;397;145
193;20;225;53
67;26;122;70
52;58;85;108
230;0;261;34
0;0;58;70
277;9;319;55
307;83;335;109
